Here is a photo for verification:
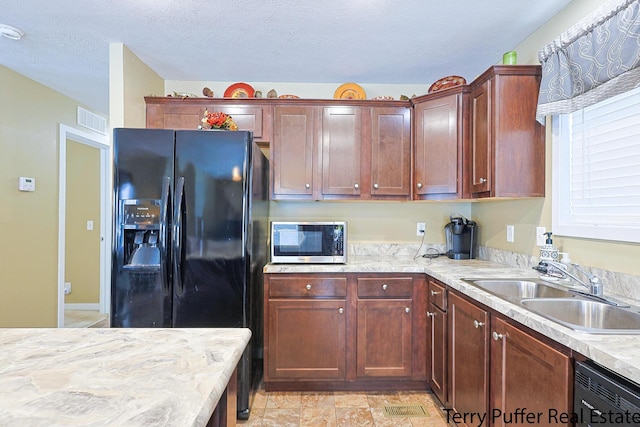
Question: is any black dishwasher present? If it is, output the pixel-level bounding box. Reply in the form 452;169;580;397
574;360;640;426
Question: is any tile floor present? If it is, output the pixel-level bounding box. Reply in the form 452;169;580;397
238;388;449;427
64;309;109;328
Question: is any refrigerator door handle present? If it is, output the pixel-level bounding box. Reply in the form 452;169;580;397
159;176;171;295
173;176;186;296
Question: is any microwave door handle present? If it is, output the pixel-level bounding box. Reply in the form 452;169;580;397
159;176;171;295
173;177;186;296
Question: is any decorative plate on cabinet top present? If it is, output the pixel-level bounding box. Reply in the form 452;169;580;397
371;95;394;100
334;83;366;100
224;82;255;98
278;94;299;99
428;75;466;93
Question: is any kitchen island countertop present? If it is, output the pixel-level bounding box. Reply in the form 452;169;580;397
0;327;250;427
265;255;640;385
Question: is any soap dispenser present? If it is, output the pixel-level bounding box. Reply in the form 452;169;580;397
539;232;559;262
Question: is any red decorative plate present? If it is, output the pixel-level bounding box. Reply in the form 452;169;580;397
428;76;466;93
224;82;255;98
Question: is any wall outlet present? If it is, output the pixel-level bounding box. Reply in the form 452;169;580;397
64;282;71;295
416;222;426;236
506;225;515;243
536;226;547;246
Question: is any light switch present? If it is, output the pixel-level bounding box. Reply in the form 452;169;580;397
87;220;94;231
506;225;515;243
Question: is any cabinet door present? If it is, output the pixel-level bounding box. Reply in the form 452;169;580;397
370;107;411;198
272;106;316;199
356;299;413;378
414;93;463;199
267;299;346;380
470;79;492;195
491;317;572;427
448;291;490;426
322;106;362;197
428;302;447;405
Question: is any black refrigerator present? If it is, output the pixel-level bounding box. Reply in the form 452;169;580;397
111;128;268;419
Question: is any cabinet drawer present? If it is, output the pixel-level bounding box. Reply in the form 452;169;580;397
269;277;347;298
357;277;413;298
429;279;447;310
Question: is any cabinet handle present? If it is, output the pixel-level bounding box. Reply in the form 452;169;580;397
382;284;388;291
405;307;411;314
338;307;344;314
473;320;484;328
354;183;359;190
493;331;504;340
305;183;311;189
305;284;312;291
427;311;435;318
373;183;379;190
479;177;487;184
417;182;423;189
430;290;440;296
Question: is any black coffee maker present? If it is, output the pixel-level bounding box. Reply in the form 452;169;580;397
444;215;477;260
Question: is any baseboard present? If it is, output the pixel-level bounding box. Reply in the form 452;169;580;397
64;303;100;311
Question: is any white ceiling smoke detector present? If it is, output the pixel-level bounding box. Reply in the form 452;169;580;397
0;24;25;40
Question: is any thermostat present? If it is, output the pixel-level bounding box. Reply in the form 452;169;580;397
18;177;36;192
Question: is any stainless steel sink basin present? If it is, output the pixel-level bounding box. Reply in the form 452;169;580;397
521;298;640;334
463;278;575;302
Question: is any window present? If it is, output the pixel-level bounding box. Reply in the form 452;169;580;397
553;86;640;243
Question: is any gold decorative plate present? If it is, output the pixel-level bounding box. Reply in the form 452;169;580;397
334;83;366;100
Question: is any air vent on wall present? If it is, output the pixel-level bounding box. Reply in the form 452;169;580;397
77;106;107;135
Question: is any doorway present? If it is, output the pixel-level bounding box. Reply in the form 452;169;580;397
57;124;110;328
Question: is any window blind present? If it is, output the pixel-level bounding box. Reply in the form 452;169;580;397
554;86;640;243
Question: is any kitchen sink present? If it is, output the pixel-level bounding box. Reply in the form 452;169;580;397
521;298;640;334
463;278;575;302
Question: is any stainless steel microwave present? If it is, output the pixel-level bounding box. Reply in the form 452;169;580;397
271;222;347;264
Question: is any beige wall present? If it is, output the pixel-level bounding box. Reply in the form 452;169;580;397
472;0;640;276
0;66;80;326
65;140;101;304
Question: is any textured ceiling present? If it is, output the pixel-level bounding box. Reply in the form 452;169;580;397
2;0;572;115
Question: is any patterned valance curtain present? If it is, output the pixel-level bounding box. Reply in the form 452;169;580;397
536;0;640;123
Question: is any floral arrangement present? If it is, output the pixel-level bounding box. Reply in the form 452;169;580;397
200;110;238;131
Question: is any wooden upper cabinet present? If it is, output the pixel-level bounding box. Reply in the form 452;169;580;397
144;97;273;145
271;105;317;200
369;107;411;199
413;88;468;200
469;66;545;198
321;106;363;198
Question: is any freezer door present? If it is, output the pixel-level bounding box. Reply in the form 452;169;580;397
111;128;174;328
172;130;251;327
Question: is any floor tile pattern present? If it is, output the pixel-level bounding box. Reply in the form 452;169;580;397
239;389;449;427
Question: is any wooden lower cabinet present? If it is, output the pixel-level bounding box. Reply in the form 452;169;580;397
264;273;427;391
428;279;447;405
267;299;346;380
448;290;490;426
446;287;573;426
490;316;572;427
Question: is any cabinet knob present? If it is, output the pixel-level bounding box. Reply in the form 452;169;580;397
427;311;435;318
430;290;440;296
305;183;311;189
417;182;423;189
405;307;411;314
479;177;487;184
305;284;312;291
373;183;379;190
473;320;484;328
493;331;504;340
382;284;388;291
338;307;344;314
354;183;359;190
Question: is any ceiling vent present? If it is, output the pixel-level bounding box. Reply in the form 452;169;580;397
77;106;107;135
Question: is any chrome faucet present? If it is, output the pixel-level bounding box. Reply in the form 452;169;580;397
533;260;603;297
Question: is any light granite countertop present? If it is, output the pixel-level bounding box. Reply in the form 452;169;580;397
0;328;251;427
265;255;640;385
